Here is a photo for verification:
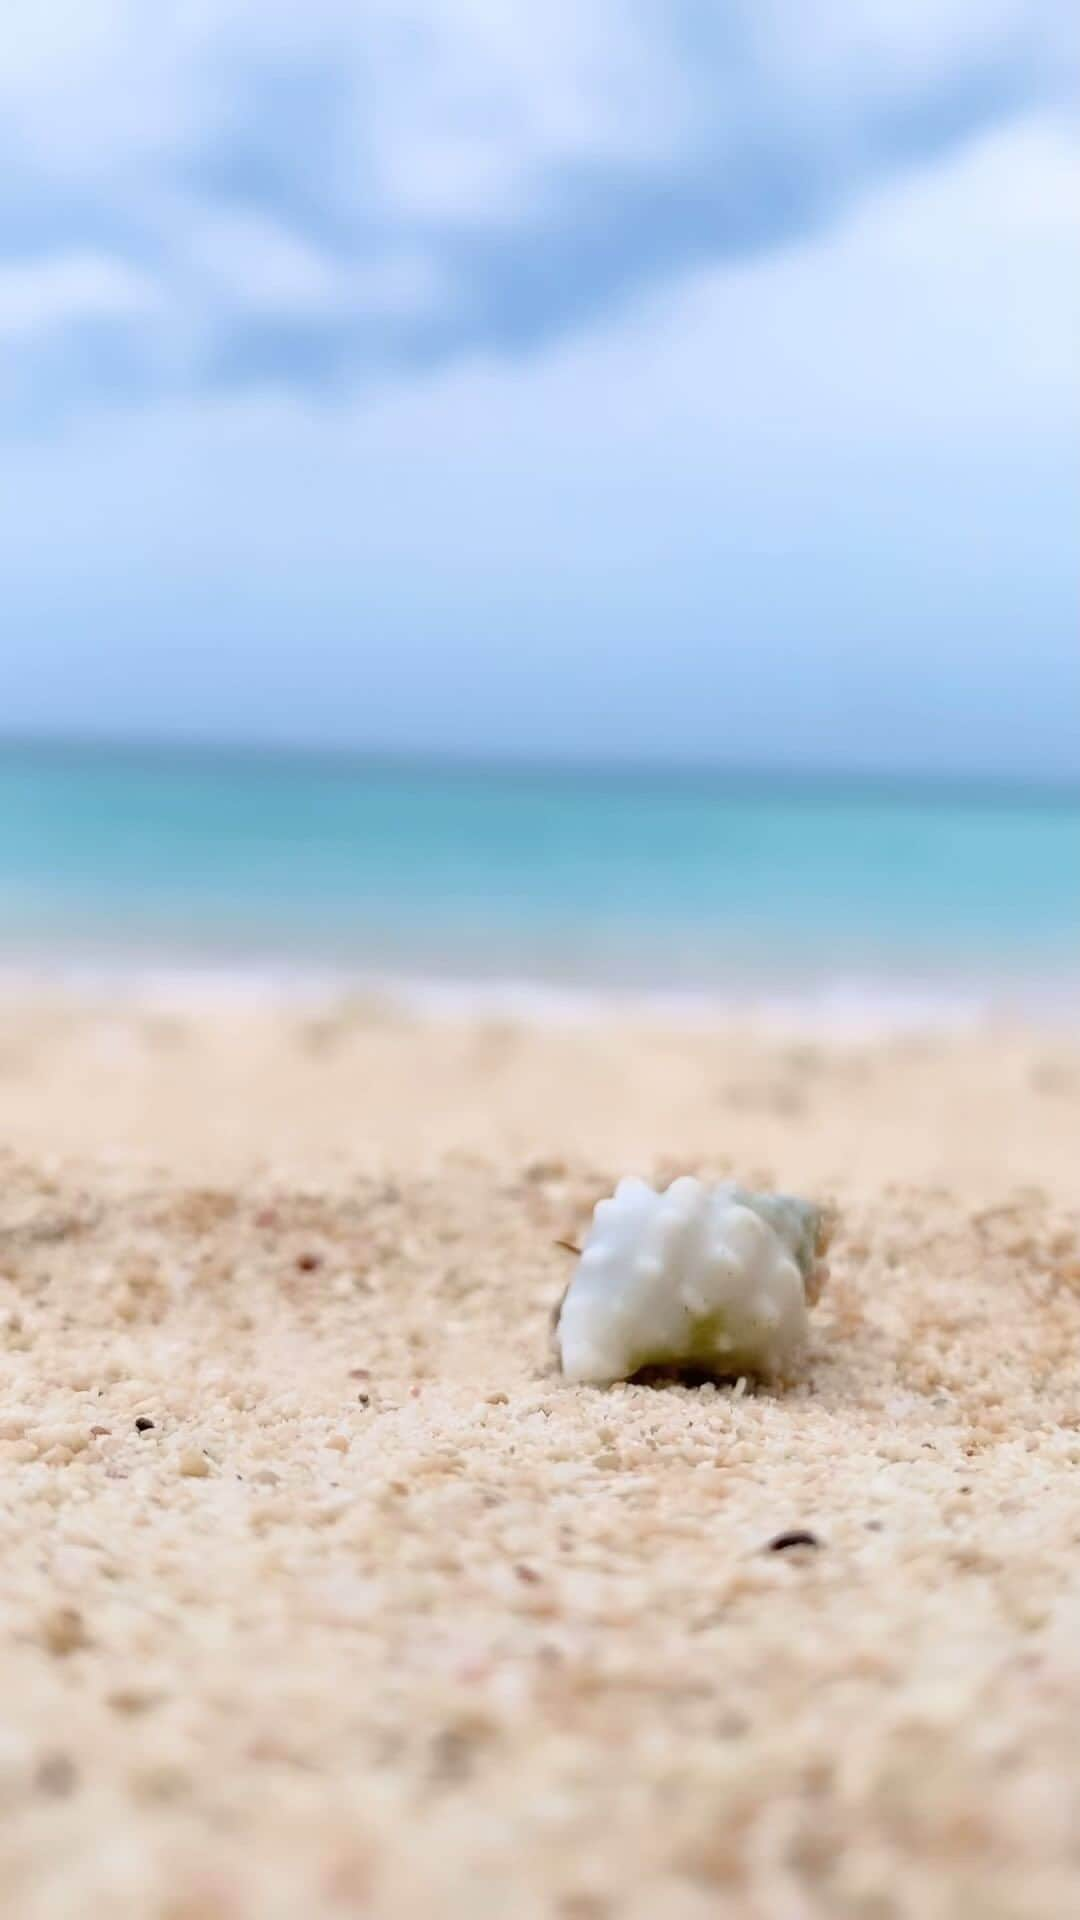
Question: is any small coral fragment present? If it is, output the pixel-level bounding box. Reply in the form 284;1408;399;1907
555;1177;832;1386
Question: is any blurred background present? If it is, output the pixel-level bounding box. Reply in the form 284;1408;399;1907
1;2;1077;1013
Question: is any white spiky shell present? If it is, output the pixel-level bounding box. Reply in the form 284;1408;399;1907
556;1176;825;1386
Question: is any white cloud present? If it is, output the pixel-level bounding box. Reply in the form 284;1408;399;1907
0;108;1074;774
0;1;1073;418
179;212;345;314
0;251;159;337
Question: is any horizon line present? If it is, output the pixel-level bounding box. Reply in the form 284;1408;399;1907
2;727;1079;806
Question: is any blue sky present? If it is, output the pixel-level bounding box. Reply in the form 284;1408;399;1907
2;2;1077;777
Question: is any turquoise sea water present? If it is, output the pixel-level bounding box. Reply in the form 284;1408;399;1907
1;742;1078;1010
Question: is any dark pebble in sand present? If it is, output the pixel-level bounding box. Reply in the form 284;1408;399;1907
36;1753;79;1798
134;1417;155;1433
767;1529;821;1553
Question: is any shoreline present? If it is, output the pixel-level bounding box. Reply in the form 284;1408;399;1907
1;955;1078;1038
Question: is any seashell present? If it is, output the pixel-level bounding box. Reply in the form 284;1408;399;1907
554;1176;833;1386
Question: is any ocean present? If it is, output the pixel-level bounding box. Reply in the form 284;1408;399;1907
2;741;1078;1020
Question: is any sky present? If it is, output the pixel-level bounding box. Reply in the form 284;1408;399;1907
2;1;1078;779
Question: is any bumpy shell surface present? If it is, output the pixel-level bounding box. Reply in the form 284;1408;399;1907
555;1176;830;1386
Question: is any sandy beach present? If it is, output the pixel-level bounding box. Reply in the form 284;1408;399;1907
2;991;1079;1919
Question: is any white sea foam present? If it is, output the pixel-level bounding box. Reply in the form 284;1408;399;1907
0;951;1076;1038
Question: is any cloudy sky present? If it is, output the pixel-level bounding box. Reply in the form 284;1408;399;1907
3;1;1077;777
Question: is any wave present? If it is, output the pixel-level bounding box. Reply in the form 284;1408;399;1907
1;952;1076;1037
